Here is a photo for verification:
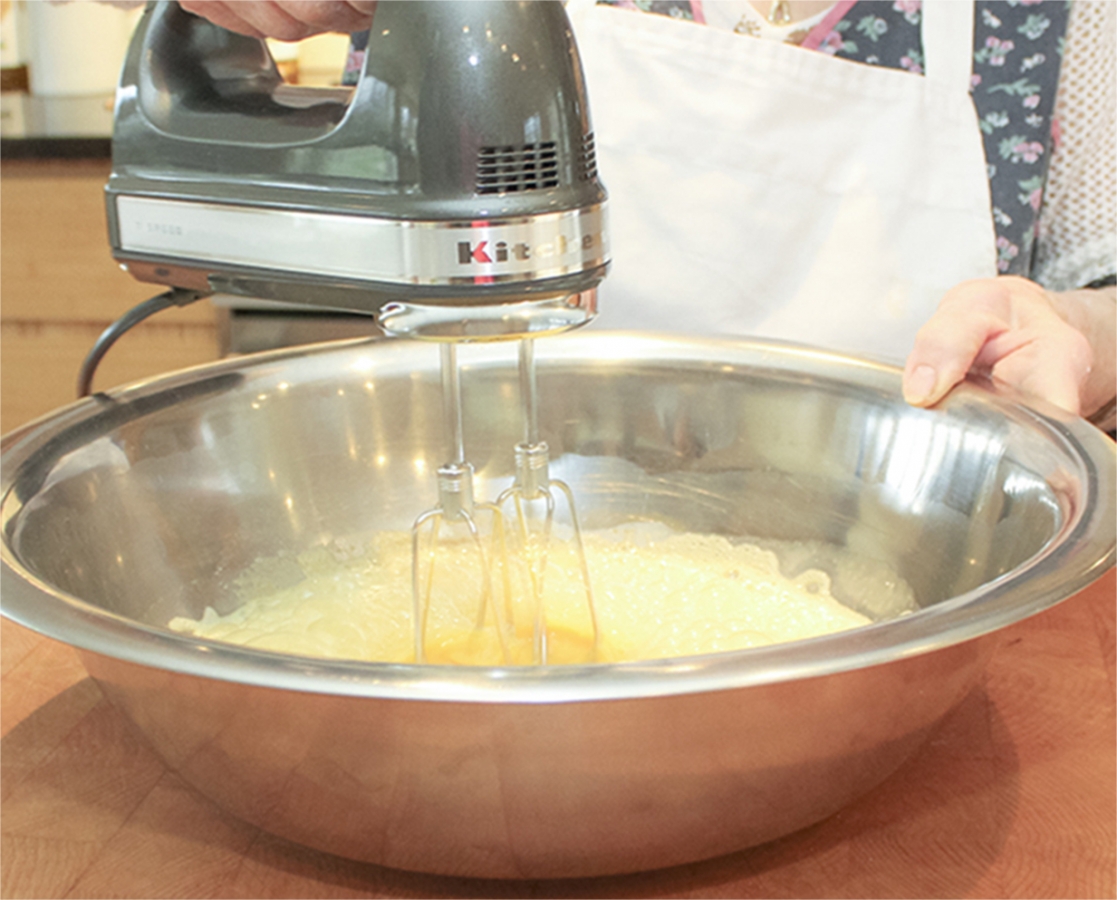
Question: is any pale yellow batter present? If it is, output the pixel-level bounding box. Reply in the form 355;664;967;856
169;526;885;666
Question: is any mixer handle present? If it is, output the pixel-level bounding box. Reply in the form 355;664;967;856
123;1;353;144
155;2;282;96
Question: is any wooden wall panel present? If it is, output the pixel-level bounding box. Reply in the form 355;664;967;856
0;320;216;435
1;159;219;434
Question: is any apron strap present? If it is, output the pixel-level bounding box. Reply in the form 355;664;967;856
921;0;975;94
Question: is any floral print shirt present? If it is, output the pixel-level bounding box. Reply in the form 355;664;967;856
597;1;1071;278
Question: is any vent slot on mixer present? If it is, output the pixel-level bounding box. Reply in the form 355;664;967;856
476;142;559;195
580;132;598;182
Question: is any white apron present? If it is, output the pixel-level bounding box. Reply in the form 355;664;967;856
568;0;997;362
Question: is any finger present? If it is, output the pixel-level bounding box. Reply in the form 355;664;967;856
235;2;321;41
1013;366;1085;416
180;0;317;41
179;1;269;38
982;327;1092;415
275;0;374;33
903;292;1005;406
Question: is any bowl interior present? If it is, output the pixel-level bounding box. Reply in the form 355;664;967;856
2;335;1084;650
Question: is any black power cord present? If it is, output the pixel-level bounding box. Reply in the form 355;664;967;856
77;287;210;398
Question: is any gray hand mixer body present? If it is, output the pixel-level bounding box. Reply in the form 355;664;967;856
105;0;609;340
104;1;608;664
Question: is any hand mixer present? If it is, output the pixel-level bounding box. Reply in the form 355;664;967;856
101;0;610;665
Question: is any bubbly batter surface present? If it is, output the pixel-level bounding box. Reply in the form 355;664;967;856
169;527;885;665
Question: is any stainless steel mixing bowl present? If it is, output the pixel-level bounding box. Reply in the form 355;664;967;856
2;334;1113;879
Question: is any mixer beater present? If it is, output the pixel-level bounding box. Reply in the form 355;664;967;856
411;343;510;665
495;340;599;664
411;339;599;666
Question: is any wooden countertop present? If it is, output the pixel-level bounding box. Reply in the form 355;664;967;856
2;569;1113;899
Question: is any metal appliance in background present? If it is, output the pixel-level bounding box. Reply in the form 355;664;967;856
98;0;611;663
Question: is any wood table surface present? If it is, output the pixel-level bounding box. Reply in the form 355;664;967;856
1;567;1113;899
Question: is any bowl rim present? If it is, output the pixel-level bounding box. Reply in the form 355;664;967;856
2;333;1114;703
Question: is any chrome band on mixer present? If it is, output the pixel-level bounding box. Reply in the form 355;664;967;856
114;196;608;287
378;289;598;341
